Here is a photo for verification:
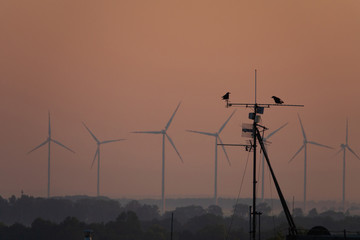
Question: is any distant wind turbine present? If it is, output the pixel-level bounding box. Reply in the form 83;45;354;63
28;112;75;198
261;122;288;201
289;114;333;211
132;102;183;214
186;110;236;205
334;119;360;210
82;122;126;197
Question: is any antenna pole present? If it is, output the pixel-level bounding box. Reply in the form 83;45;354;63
250;69;257;240
222;70;303;238
255;69;257;104
97;146;100;197
48;139;51;198
252;104;257;240
171;212;174;240
249;206;252;240
252;69;258;240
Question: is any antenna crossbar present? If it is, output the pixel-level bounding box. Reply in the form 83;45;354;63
217;143;250;147
217;143;252;151
227;103;304;108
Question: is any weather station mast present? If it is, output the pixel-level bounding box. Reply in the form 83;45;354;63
222;70;304;240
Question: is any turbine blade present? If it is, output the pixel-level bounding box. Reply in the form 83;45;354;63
82;122;100;143
218;110;236;134
131;131;162;134
346;118;349;145
165;102;181;131
332;148;343;158
101;139;126;144
91;148;99;169
265;122;288;140
297;114;307;140
217;136;231;166
289;145;305;163
308;141;333;149
51;139;75;153
347;146;360;160
186;130;216;137
165;133;183;163
28;139;49;154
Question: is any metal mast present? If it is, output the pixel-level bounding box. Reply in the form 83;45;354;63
223;70;303;240
252;70;257;240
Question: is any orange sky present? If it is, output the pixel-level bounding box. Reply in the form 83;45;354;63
1;1;360;203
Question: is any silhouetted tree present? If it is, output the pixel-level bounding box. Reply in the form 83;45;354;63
30;218;57;240
293;208;304;217
232;203;249;218
2;222;28;240
73;197;122;223
105;211;142;240
207;205;223;217
308;208;318;217
319;210;345;220
257;202;272;216
125;200;160;220
196;223;226;240
143;224;166;240
3;196;360;239
169;205;206;224
57;217;83;240
8;195;16;206
184;214;224;233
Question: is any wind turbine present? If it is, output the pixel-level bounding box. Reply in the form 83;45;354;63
289;114;333;211
186;110;236;205
334;119;360;210
131;102;183;214
82;122;126;197
28;112;75;198
261;122;288;201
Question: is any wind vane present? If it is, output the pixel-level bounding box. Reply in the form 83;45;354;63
221;69;304;240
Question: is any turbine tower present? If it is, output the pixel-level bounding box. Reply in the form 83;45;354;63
289;114;333;211
261;122;288;201
82;122;126;197
28;112;75;198
334;119;360;210
132;102;183;214
186;110;236;205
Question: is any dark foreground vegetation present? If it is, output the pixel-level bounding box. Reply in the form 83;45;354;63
1;195;360;240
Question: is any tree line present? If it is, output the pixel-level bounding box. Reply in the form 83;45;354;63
1;195;360;240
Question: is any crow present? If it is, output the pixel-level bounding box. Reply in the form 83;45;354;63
222;92;230;100
271;96;284;104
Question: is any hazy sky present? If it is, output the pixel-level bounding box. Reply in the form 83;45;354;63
1;1;360;203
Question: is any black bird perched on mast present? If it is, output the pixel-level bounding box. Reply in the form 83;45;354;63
222;92;230;100
271;96;284;104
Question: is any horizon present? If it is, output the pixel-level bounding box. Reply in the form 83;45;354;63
4;194;360;216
